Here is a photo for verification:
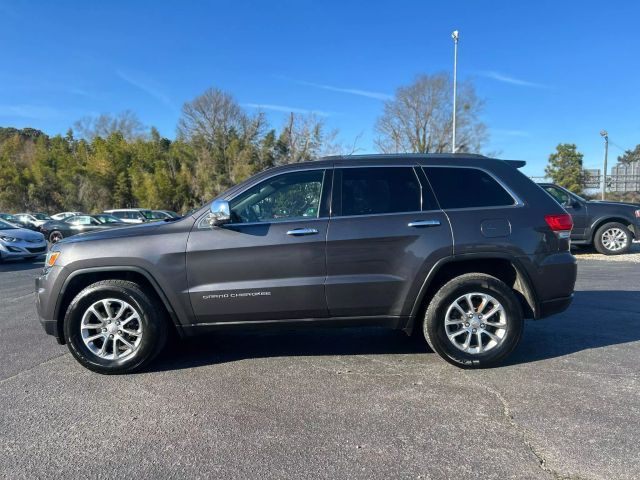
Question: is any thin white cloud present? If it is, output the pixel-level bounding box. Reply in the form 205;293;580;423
244;103;333;117
116;69;173;107
0;74;95;98
479;71;548;89
0;104;63;119
493;129;531;137
277;76;392;100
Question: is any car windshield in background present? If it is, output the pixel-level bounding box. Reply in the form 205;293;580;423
0;219;17;229
0;214;18;222
147;211;171;220
33;213;51;220
95;214;122;224
141;210;156;219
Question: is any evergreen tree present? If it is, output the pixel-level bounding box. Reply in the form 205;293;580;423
545;144;585;194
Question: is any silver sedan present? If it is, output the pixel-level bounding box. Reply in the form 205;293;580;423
0;219;47;262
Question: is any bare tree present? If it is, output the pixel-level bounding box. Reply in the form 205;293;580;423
177;88;247;145
374;73;487;154
73;110;146;141
276;112;340;164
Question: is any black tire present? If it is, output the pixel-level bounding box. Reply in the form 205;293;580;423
423;273;524;368
49;230;63;243
64;279;168;374
593;222;632;255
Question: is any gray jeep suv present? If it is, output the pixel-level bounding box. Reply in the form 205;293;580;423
36;154;577;374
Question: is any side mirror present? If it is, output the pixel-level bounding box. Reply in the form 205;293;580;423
209;199;231;226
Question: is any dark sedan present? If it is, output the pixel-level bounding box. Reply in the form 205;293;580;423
40;214;128;243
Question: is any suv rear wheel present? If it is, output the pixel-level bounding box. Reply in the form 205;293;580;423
594;222;631;255
423;273;524;368
63;280;168;374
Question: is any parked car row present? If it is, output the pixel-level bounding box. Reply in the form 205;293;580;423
0;209;183;261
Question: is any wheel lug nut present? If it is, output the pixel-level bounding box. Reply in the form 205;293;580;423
478;314;483;319
464;322;470;327
480;324;485;329
116;321;120;326
118;330;122;335
102;328;107;332
472;328;477;333
107;320;111;324
109;334;114;338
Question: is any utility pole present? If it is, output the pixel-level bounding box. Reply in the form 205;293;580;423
600;130;608;200
451;30;459;153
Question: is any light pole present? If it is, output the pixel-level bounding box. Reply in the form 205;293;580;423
451;30;459;153
600;130;608;200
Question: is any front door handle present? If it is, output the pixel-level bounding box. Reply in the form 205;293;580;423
286;228;319;236
408;220;441;228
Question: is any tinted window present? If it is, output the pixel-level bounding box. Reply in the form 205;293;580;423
425;167;514;209
230;170;324;223
95;214;121;224
67;215;95;225
338;167;422;216
543;186;569;205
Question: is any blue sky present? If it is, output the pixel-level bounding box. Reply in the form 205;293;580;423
0;0;638;175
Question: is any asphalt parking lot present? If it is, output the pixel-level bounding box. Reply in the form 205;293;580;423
1;252;639;480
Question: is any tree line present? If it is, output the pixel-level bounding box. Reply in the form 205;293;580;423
0;74;488;213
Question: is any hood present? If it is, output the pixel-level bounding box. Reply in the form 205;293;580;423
0;226;45;242
60;219;169;244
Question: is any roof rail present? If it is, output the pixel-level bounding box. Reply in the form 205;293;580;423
320;153;489;161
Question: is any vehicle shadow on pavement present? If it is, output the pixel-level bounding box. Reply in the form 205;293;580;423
506;290;640;366
150;290;640;372
151;327;430;372
0;257;45;272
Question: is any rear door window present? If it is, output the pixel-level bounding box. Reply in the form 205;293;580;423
336;167;425;216
424;167;515;209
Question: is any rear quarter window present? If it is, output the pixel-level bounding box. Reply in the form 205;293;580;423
424;167;515;209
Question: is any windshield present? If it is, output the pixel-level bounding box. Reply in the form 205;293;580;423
141;210;155;219
149;211;170;219
33;213;51;220
0;219;17;229
94;214;122;224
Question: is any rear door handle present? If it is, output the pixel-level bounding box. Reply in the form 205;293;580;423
286;228;319;236
408;220;441;228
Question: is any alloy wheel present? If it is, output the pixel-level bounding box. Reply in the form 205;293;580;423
444;292;508;354
80;298;143;361
601;228;628;252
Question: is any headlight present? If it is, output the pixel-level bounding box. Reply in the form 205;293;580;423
44;250;61;268
0;235;19;243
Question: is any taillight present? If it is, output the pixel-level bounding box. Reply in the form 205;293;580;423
635;209;640;219
545;214;573;232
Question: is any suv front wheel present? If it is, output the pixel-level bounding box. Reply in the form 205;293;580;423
423;273;524;368
64;280;168;374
